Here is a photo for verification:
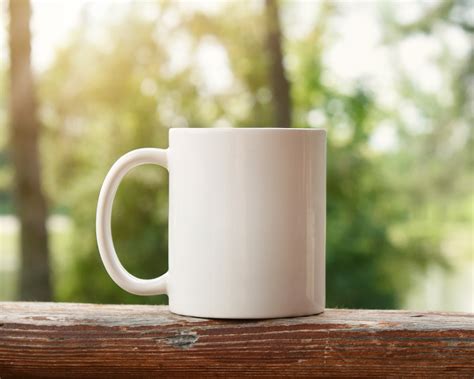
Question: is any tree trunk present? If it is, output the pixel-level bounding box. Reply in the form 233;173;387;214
8;0;52;300
265;0;292;128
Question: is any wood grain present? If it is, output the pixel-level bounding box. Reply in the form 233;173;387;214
0;302;473;377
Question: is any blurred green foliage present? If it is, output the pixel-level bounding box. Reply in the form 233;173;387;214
0;1;472;308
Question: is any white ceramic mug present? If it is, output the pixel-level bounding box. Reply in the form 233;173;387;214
96;128;326;319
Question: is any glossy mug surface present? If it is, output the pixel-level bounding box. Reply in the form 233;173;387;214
96;128;326;319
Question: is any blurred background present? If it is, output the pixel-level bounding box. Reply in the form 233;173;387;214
0;0;472;311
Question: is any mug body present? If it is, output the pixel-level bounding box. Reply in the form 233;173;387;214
167;128;326;318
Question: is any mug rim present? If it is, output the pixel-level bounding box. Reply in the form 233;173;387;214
170;127;326;134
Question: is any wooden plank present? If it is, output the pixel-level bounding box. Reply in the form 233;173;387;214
0;302;473;377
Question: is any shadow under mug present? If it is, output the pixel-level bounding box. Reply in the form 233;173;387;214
96;128;326;319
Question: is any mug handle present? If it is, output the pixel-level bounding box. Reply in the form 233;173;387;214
96;148;169;296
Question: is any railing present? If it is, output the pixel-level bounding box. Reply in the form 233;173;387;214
1;302;473;377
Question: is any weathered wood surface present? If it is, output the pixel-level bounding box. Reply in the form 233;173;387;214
0;302;473;378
